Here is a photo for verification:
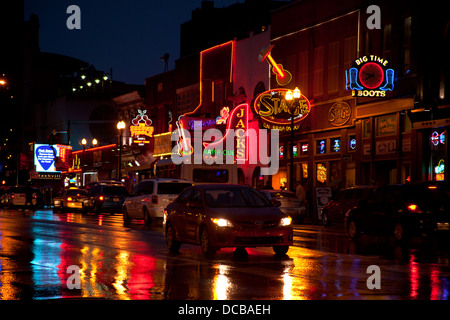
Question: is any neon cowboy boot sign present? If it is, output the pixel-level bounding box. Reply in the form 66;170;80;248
345;55;395;98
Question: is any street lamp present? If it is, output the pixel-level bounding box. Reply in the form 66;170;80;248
92;138;98;147
285;87;301;192
81;138;87;150
117;121;126;180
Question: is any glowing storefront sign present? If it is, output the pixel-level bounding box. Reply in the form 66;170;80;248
253;89;311;131
430;131;445;146
34;144;72;173
346;55;394;97
259;44;292;86
202;103;249;163
435;159;445;181
130;110;154;146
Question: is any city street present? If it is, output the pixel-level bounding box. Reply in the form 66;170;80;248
0;208;449;300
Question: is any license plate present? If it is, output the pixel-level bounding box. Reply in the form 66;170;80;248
437;222;450;230
113;197;120;202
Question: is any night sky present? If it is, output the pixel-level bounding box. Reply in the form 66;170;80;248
24;0;243;85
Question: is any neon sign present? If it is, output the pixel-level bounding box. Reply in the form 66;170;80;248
430;131;445;146
346;55;394;97
253;89;311;131
435;159;445;181
202;103;249;163
130;110;154;146
259;44;292;86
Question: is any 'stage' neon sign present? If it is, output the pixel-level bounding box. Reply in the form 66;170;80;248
253;89;311;131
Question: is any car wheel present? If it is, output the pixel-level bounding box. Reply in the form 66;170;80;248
347;220;360;240
123;207;131;224
393;222;406;243
273;245;289;256
166;223;181;253
200;227;217;257
143;207;151;226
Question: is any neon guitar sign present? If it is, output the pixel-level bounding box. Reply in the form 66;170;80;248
259;45;292;86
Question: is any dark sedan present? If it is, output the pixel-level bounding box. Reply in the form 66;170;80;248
345;181;450;242
163;184;294;257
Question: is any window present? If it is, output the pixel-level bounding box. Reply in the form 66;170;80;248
328;41;340;94
157;182;192;195
331;138;341;152
383;24;392;53
204;187;270;208
344;36;357;70
177;189;193;203
313;46;324;97
316;140;326;154
298;51;309;95
135;181;154;195
301;142;308;156
193;169;229;183
349;135;357;151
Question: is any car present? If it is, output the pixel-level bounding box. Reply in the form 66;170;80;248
3;185;44;209
345;181;450;242
82;182;129;215
260;189;306;223
53;188;88;212
163;184;294;257
321;186;374;226
123;178;192;225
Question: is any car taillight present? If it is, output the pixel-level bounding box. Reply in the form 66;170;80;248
11;194;14;199
99;195;104;201
151;195;158;204
67;197;73;201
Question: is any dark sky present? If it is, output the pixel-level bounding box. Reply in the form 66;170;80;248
24;0;242;85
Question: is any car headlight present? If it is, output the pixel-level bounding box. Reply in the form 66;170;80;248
279;216;292;227
212;218;233;227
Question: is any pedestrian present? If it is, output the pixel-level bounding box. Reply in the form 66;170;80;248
262;181;274;190
25;185;35;211
295;181;306;202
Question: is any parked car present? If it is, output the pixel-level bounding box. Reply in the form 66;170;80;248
260;189;306;223
345;181;450;242
53;188;88;212
123;178;192;225
322;186;374;226
2;186;44;209
163;184;294;257
82;182;129;215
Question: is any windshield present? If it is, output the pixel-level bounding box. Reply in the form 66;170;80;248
205;187;271;208
102;186;128;195
67;189;88;196
157;182;192;195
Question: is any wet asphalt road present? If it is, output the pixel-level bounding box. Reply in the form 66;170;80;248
0;208;449;300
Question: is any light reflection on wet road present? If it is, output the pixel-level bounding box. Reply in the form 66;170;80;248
0;208;449;300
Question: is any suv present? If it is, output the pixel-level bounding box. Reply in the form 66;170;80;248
345;181;450;242
4;186;44;209
82;182;129;215
123;178;192;225
322;186;374;226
